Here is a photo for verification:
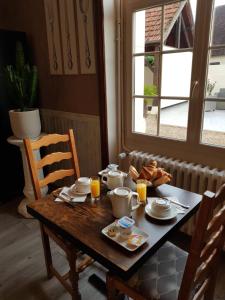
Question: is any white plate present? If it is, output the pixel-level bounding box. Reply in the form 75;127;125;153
68;184;90;196
102;221;149;252
145;202;177;220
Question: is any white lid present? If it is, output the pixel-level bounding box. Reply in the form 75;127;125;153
114;187;129;197
77;177;90;185
108;163;118;169
108;171;121;177
118;216;135;228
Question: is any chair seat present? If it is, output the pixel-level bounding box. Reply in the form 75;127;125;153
121;242;188;300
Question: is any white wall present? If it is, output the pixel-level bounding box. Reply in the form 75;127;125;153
134;10;146;133
103;0;118;164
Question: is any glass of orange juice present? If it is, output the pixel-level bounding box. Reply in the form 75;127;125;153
90;176;100;200
136;179;147;204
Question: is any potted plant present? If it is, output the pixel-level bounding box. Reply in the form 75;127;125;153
4;41;41;139
144;84;157;117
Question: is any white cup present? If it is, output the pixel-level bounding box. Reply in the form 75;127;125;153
151;198;171;217
73;177;91;194
102;170;125;190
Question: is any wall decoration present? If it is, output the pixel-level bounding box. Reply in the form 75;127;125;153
76;0;96;74
59;0;78;74
44;0;63;74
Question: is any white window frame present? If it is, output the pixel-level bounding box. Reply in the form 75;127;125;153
121;0;225;169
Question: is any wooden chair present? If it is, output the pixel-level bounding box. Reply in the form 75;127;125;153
24;129;93;300
107;184;225;300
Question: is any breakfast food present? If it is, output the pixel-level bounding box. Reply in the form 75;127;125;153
128;160;172;187
118;216;135;238
129;165;139;181
127;234;143;248
107;225;118;237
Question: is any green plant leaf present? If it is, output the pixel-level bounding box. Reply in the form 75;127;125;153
4;41;38;111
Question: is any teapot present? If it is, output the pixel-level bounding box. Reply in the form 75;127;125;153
102;170;125;190
108;187;141;218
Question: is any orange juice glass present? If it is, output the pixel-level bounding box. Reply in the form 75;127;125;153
136;179;147;204
90;176;100;200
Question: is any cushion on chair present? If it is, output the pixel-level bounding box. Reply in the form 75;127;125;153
125;242;188;300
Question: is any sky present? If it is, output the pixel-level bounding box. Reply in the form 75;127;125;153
190;0;225;20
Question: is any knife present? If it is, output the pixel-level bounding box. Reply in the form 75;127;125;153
161;196;190;209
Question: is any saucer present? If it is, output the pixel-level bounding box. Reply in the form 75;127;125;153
68;184;90;196
145;203;177;220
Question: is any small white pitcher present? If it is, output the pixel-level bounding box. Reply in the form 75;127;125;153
102;170;125;190
109;187;141;218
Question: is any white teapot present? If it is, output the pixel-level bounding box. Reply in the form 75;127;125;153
108;187;141;218
102;170;125;190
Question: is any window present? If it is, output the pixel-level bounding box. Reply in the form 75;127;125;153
122;0;225;168
133;1;195;140
202;0;225;147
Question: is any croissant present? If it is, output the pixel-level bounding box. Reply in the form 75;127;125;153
152;174;171;187
128;161;172;187
129;165;139;181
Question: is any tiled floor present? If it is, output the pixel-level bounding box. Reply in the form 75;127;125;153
0;198;224;300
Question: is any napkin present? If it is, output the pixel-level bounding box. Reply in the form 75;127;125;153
55;186;87;203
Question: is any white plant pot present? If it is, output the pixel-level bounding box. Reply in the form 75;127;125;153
9;108;41;139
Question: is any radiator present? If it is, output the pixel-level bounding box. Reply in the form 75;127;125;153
121;150;225;235
127;150;225;194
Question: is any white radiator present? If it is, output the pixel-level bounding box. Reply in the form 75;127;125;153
127;150;225;194
121;150;225;236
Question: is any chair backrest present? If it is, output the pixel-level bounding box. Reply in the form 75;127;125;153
24;129;80;200
179;184;225;300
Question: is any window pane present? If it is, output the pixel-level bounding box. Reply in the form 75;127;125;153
210;0;225;47
159;100;189;140
161;52;192;97
201;100;225;147
163;1;196;51
133;10;146;53
134;55;159;96
134;98;158;136
133;7;162;54
206;50;225;98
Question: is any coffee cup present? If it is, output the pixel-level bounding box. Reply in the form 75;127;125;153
102;170;125;190
151;198;171;217
72;177;91;194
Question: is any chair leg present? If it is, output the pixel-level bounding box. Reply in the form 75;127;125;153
67;250;80;300
204;276;217;300
40;223;53;279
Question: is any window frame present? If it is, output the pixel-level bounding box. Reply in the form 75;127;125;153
122;0;225;169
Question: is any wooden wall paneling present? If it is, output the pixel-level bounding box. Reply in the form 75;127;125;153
58;0;79;74
44;0;63;74
40;109;102;176
76;0;96;74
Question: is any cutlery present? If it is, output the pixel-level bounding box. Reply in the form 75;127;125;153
61;192;73;201
53;193;75;207
161;196;190;209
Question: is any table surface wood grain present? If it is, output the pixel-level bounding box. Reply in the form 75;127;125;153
27;184;202;278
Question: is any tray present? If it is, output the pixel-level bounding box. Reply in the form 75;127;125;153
101;221;149;251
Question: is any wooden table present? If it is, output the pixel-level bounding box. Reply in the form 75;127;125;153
27;184;202;279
